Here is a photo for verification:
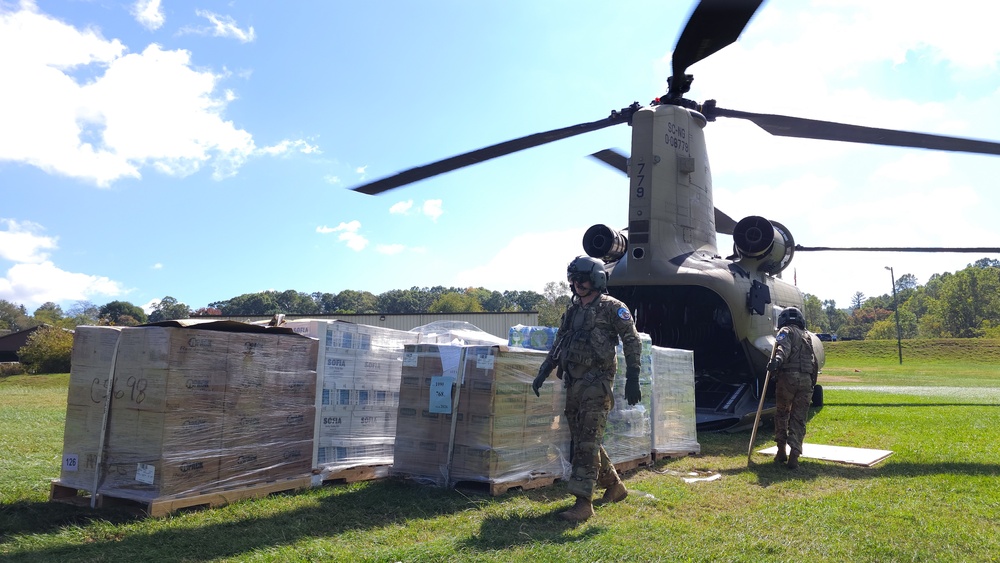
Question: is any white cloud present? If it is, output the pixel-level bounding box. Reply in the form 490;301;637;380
187;10;256;43
422;199;443;222
389;200;413;215
316;221;368;251
388;199;441;221
454;229;580;292
376;244;405;255
258;139;320;157
131;0;165;31
324;174;341;185
0;5;270;186
151;263;163;270
0;219;57;263
0;261;125;308
0;218;126;308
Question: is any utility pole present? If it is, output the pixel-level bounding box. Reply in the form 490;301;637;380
885;266;903;364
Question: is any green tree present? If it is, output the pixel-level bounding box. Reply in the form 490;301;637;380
275;290;320;314
867;309;916;340
538;281;570;327
18;326;73;374
376;289;424;314
147;296;192;322
66;300;100;326
504;290;546;312
329;290;378;314
838;307;891;340
933;264;1000;337
0;300;33;332
99;301;148;326
801;294;828;332
822;300;849;335
850;291;866;310
428;292;485;313
33;302;65;327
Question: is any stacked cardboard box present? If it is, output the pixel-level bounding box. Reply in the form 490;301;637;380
391;344;570;488
59;323;318;502
284;320;418;474
59;326;123;491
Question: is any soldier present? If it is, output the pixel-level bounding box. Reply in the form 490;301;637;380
532;256;642;522
767;306;819;469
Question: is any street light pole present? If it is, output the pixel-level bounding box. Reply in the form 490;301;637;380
885;266;903;364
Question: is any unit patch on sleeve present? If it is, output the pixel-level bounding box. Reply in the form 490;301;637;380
617;307;632;321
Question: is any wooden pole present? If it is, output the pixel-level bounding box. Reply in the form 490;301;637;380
747;341;780;466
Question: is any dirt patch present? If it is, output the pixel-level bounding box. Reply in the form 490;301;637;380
818;375;862;383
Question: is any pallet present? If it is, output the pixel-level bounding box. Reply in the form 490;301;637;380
313;464;390;486
613;454;653;475
652;449;700;462
452;472;563;496
49;476;312;518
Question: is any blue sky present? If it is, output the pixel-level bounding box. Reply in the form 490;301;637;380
2;0;1000;315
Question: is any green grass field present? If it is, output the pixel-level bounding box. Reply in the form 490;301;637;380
2;340;999;562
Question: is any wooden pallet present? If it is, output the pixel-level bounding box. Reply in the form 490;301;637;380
452;472;563;496
613;454;653;475
652;449;700;462
49;476;312;518
313;463;390;486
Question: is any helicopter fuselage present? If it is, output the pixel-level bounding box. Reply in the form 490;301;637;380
585;103;825;430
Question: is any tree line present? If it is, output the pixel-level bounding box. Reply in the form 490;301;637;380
799;258;1000;339
3;258;999;344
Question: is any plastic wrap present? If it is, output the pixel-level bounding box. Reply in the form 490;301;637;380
391;344;571;488
284;320;419;477
648;346;700;456
59;323;318;502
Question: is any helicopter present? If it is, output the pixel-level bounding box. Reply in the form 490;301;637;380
349;0;1000;430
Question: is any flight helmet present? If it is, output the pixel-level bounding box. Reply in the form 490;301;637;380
567;256;607;291
777;306;806;329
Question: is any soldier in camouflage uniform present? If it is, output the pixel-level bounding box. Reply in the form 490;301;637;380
532;256;642;522
767;306;818;469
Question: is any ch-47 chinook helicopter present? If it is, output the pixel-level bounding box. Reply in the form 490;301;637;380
350;0;1000;430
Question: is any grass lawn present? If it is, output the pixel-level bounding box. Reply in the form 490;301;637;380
2;339;999;562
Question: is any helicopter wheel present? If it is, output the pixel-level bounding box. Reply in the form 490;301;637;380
811;384;823;407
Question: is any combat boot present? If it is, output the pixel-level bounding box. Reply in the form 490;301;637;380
600;480;628;504
560;495;595;522
774;441;787;464
787;449;801;470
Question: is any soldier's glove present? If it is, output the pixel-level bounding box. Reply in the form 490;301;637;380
625;365;641;406
767;358;782;373
533;359;556;397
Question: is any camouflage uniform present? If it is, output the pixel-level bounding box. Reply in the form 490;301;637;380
545;293;641;499
772;324;818;455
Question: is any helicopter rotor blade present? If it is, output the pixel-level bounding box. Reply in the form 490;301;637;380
795;246;1000;253
590;148;628;174
588;148;737;235
669;0;764;99
352;114;631;195
708;106;1000;156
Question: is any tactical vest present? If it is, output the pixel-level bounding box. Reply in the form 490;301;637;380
781;326;815;374
557;299;617;371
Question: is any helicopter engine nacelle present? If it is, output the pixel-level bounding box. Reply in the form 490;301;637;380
732;216;795;275
583;224;628;263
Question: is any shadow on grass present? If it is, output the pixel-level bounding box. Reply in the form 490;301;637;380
0;478;575;562
459;506;605;552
